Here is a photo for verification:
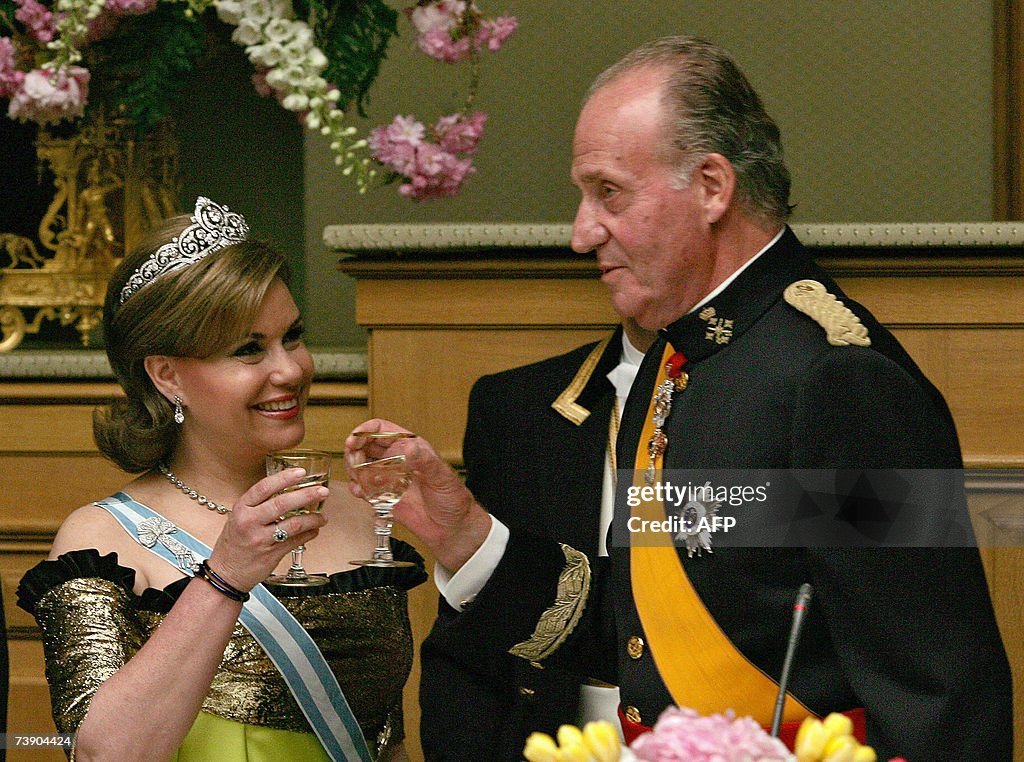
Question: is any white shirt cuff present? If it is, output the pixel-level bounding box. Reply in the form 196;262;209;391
434;516;510;611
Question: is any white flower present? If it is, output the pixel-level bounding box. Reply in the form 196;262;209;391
264;17;297;43
281;92;307;111
245;43;279;67
264;66;288;89
290;25;312;47
306;47;327;70
231;18;263;46
214;0;245;25
268;0;295;20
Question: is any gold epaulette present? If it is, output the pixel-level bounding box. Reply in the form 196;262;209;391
783;279;871;347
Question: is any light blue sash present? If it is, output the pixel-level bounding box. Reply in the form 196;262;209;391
95;492;373;762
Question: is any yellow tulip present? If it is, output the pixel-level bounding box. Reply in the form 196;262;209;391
822;735;859;762
852;746;877;762
581;720;621;762
557;725;586;748
523;732;563;762
822;713;854;740
558;740;595;762
794;718;830;762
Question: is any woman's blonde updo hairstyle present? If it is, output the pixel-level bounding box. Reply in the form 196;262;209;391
94;213;290;473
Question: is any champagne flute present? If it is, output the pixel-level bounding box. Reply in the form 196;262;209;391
265;448;332;586
350;432;417;568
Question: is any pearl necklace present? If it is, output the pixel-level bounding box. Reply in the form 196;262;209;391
159;463;232;514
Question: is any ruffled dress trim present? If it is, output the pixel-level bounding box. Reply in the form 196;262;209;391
18;542;426;616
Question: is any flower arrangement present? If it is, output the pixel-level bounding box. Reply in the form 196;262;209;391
0;0;516;199
523;712;907;762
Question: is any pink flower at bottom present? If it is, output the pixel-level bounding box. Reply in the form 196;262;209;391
631;707;793;762
397;143;475;201
7;66;90;125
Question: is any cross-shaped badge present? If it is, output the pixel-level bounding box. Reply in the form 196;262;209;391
705;318;733;344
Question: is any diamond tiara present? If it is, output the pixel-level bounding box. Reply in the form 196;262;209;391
118;196;250;305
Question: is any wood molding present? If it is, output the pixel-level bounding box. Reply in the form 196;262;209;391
995;0;1024;219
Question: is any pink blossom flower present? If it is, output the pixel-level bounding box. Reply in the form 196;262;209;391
397;144;475;200
7;66;90;124
477;16;517;52
370;110;483;200
384;114;427;146
417;27;474;63
409;1;516;61
630;707;794;762
434;110;486;155
105;0;159;15
407;0;466;34
369;125;418;177
14;0;56;43
0;38;25;98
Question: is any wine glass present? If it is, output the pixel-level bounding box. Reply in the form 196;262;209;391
349;432;417;568
265;448;332;586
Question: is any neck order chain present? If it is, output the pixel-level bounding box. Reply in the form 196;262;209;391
158;463;232;514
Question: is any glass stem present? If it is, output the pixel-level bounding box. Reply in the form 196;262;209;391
373;508;396;563
288;545;307;577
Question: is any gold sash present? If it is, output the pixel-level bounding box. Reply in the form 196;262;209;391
629;344;813;725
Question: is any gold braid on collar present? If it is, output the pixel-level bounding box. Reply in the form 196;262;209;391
550;336;612;425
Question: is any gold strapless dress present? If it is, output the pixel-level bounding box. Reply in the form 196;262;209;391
18;545;426;761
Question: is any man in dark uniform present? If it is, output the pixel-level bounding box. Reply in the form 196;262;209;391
351;36;1012;760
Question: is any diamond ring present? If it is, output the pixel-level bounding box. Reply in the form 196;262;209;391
273;526;289;543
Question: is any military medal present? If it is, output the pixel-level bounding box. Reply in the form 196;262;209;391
674;481;721;557
644;350;688;486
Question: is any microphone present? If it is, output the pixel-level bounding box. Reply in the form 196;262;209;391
770;583;813;738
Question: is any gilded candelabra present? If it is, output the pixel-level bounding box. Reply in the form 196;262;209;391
0;116;180;352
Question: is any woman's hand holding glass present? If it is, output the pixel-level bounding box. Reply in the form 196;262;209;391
264;449;333;585
205;467;328;595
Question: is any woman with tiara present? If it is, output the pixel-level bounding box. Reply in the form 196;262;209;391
18;197;424;762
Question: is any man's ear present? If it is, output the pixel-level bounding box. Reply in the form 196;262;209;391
144;355;182;405
694;152;736;224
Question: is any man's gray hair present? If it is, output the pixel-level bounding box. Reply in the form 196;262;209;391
588;36;792;226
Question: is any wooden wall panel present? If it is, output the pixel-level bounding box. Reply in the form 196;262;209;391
890;328;1024;466
6;641;63;762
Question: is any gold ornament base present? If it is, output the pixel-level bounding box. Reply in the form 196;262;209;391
0;115;180;352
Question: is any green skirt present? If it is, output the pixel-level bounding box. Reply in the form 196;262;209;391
170;712;331;761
